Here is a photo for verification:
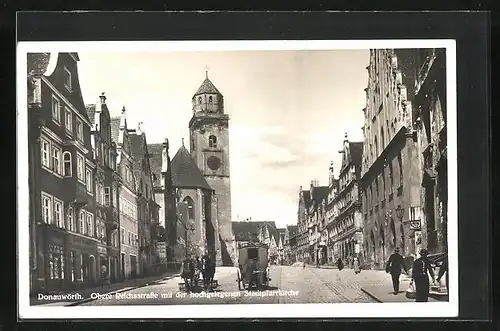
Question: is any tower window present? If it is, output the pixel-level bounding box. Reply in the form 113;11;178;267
208;96;213;103
198;97;202;104
209;135;217;148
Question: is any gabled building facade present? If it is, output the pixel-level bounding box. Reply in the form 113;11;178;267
295;188;310;263
86;93;121;283
307;181;329;265
330;135;364;265
361;49;422;269
28;52;99;293
414;48;447;255
324;162;339;264
129;125;160;275
283;225;298;265
111;108;140;279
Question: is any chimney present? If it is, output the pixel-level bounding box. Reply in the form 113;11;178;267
137;121;144;135
119;106;127;129
99;92;106;104
161;138;169;174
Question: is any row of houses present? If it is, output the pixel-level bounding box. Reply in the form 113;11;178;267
27;53;165;293
283;48;447;268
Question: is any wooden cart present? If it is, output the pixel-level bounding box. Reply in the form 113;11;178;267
236;242;271;290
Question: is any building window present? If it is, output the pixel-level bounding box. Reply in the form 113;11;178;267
209;135;217;148
104;187;110;206
52;145;62;175
63;152;72;177
380;126;385;150
76;118;83;142
76;154;85;182
97;183;104;205
389;161;394;188
49;245;64;280
208;96;213;103
85;168;93;193
64;67;72;91
54;199;64;228
67;207;75;232
52;95;61;123
40;138;51;169
70;251;76;282
65;107;73;133
86;213;93;237
79;210;86;234
41;192;52;224
198;96;202;104
121;228;125;243
397;152;403;186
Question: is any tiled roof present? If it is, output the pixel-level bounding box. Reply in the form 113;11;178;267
312;186;329;205
27;53;51;76
110;117;121;144
302;190;311;205
147;143;163;187
287;225;298;236
85;104;97;125
349;142;363;167
193;78;222;97
171;145;212;191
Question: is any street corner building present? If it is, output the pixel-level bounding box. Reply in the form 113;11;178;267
27;53;103;293
147;74;235;266
360;48;448;270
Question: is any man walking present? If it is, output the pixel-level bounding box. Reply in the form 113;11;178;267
386;247;408;295
411;248;435;302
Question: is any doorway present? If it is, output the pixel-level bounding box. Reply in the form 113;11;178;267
130;255;137;278
121;253;125;280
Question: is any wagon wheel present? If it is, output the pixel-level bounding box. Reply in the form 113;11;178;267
237;269;242;291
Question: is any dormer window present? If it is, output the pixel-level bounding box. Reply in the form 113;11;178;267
209;135;217;148
64;67;72;91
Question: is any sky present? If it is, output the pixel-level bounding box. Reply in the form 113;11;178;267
77;50;369;228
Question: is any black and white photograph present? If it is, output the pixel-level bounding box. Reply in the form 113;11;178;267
17;40;457;319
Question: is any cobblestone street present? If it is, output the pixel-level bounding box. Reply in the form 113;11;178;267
77;265;398;306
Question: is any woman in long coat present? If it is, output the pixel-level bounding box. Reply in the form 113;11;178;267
353;257;361;274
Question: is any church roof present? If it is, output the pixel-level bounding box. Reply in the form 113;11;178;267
193;78;222;97
171;145;213;191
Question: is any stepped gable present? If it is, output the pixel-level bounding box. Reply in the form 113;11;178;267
170;145;212;191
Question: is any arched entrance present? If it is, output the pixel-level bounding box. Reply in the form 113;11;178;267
390;219;397;250
379;225;386;265
89;255;96;284
370;230;376;265
400;223;405;255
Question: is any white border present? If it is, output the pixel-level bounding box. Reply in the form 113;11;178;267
17;40;458;319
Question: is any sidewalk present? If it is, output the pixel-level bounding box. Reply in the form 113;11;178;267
31;271;179;306
361;274;447;303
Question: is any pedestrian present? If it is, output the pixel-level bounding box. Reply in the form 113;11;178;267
385;247;408;295
336;257;344;271
411;248;435;302
353;257;361;274
100;263;109;287
437;253;448;293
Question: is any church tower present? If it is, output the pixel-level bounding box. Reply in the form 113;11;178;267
188;72;234;266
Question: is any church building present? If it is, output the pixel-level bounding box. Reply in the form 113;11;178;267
148;73;235;266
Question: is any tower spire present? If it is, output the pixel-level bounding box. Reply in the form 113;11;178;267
205;64;209;79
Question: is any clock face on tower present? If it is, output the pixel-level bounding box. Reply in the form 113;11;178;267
207;156;221;171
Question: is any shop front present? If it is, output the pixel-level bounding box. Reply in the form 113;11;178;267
67;233;99;289
34;223;69;293
107;246;120;282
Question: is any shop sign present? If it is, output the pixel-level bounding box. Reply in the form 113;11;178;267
409;220;421;231
97;245;107;255
156;242;167;259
